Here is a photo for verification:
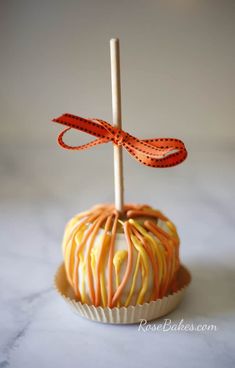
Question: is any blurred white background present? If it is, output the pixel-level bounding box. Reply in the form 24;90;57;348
0;1;235;368
1;0;235;145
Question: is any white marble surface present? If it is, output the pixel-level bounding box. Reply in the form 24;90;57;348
1;142;235;368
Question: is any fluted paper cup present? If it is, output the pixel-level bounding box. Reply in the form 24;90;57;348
54;263;191;324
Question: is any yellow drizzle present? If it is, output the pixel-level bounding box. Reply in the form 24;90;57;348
113;250;128;307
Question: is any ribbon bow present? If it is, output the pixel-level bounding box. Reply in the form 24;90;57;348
52;113;187;168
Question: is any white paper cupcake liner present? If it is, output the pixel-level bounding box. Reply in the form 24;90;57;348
54;263;191;324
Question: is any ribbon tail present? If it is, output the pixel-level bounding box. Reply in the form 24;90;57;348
52;113;109;137
143;137;186;150
124;141;187;168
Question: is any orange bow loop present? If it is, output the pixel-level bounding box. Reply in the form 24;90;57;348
52;113;187;168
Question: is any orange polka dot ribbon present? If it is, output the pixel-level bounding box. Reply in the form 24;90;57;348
52;113;187;168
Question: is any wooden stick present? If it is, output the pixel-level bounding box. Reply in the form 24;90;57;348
110;38;124;214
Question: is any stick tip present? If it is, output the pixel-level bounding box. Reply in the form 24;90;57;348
110;38;119;44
